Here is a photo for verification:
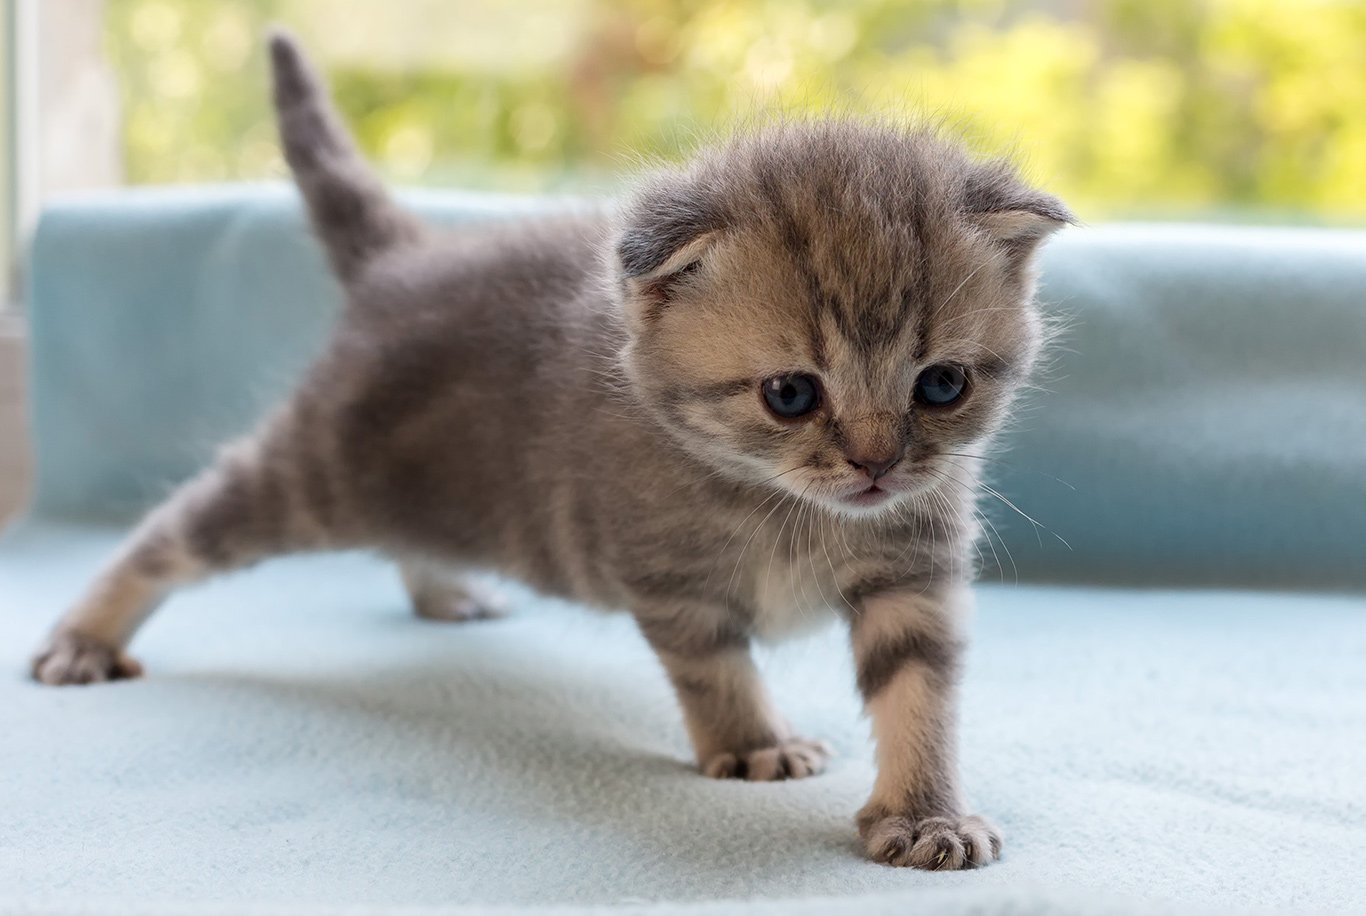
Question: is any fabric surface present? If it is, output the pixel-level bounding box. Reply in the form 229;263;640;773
3;523;1364;915
5;186;1366;913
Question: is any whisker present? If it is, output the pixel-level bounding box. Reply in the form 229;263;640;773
930;260;990;322
932;471;996;583
941;452;1076;491
887;493;926;568
832;504;859;563
656;465;728;504
925;505;938;591
976;506;1018;585
804;501;837;615
978;481;1072;551
726;489;795;608
784;495;808;617
765;483;805;597
923;466;1019;585
702;467;802;593
931;337;1014;368
817;510;859;616
937;461;1072;552
933;485;979;581
788;495;809;619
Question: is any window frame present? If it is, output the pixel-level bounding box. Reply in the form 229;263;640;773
3;0;39;313
1;1;12;308
1;1;37;523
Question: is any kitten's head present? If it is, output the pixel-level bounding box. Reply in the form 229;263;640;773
613;121;1072;519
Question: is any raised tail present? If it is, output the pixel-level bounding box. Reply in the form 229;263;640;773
268;30;422;284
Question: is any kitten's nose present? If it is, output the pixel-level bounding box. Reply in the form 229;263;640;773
846;449;904;481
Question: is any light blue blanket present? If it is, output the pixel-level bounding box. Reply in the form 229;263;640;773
3;186;1364;914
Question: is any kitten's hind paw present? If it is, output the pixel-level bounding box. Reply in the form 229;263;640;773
859;811;1002;869
412;591;502;623
403;565;506;623
702;737;832;781
30;629;143;686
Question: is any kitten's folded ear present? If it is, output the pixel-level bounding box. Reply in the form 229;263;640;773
615;181;724;316
963;160;1076;260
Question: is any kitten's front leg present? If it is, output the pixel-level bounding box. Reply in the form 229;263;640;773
638;609;830;781
851;586;1001;869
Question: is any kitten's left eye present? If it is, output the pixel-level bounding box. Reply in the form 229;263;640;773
914;364;968;407
761;374;821;419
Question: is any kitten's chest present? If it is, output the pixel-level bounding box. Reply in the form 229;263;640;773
744;526;852;640
738;513;926;640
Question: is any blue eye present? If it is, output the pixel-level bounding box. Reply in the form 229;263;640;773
762;374;820;419
914;365;968;406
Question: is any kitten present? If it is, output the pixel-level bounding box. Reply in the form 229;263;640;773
30;32;1071;869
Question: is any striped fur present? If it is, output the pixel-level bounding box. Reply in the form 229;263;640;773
30;33;1070;870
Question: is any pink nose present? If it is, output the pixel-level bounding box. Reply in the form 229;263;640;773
846;450;903;481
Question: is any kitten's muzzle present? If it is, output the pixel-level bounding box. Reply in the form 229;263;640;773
841;483;895;508
840;412;904;482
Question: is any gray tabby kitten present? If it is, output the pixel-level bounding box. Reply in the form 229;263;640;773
30;33;1071;870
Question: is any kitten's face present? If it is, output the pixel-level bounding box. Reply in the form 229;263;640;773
616;124;1068;520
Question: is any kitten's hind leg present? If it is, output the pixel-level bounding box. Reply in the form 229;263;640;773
31;433;340;685
398;559;502;622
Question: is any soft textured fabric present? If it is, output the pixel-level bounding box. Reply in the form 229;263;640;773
3;523;1364;915
4;186;1365;914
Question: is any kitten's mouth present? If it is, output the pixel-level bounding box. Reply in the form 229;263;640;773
841;484;893;508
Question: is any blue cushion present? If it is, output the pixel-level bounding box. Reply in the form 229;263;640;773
21;186;1366;588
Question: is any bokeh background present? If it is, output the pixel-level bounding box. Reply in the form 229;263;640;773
91;0;1366;222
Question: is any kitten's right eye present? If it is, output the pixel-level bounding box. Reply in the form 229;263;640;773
761;374;821;419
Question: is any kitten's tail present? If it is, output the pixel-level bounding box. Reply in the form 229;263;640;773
268;30;422;285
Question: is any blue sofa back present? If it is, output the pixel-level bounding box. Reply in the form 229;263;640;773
23;185;1366;589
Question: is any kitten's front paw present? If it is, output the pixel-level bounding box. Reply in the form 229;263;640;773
30;630;143;686
702;737;832;781
859;810;1001;869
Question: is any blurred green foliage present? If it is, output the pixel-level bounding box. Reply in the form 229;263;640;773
105;0;1366;221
